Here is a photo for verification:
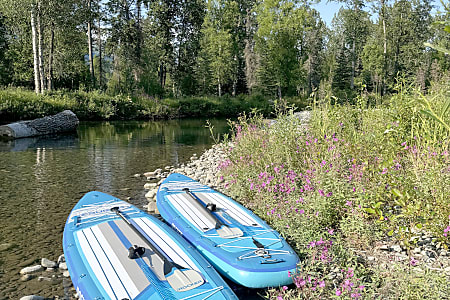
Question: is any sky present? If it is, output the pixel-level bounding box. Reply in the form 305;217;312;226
311;0;447;27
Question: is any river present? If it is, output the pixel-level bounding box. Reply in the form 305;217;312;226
0;118;233;299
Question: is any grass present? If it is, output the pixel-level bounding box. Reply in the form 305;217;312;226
218;80;449;299
0;88;291;121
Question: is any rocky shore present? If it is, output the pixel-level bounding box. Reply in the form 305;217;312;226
17;255;74;300
142;143;229;213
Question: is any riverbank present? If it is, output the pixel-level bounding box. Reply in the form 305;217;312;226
140;110;449;299
0;88;307;122
140;83;449;299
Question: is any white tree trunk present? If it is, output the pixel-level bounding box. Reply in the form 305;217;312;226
37;1;45;93
31;7;40;94
87;0;95;86
98;15;102;87
382;0;387;95
48;26;54;91
351;39;355;90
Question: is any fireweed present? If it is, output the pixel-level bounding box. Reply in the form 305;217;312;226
218;86;449;298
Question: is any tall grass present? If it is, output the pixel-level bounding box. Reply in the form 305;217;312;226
219;81;449;299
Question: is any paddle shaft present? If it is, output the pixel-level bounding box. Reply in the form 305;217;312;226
183;188;224;229
110;207;173;269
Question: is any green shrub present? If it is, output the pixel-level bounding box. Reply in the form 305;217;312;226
0;87;274;121
218;81;449;299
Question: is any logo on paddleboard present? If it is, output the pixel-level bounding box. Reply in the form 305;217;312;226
176;279;204;291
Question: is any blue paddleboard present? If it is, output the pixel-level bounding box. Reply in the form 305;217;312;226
157;173;300;288
63;191;238;300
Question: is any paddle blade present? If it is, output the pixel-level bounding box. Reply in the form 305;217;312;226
166;269;205;292
217;226;243;239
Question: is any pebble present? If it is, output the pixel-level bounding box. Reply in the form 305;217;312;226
59;262;68;270
379;245;389;251
391;245;402;252
63;271;70;278
0;243;14;251
41;258;58;268
143;171;155;177
133;173;141;178
445;267;450;275
20;265;43;274
144;183;157;189
425;250;436;258
19;296;44;300
57;254;65;263
145;189;157;199
20;274;34;281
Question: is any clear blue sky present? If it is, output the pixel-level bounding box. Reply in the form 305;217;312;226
312;0;447;27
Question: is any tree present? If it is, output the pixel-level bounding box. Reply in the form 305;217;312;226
172;0;205;96
0;13;11;85
329;4;370;93
197;0;237;97
243;3;259;93
388;1;433;80
255;0;310;99
304;9;326;95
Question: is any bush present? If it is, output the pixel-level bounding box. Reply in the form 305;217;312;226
218;81;449;298
0;88;274;121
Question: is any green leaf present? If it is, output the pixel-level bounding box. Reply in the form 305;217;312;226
444;25;450;34
392;188;403;198
424;42;450;55
373;202;383;209
440;98;450;118
388;230;394;236
416;223;423;229
364;207;376;214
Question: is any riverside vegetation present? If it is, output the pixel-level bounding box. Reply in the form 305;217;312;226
0;88;277;122
215;81;449;299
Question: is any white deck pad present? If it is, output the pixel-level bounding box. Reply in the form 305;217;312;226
135;217;201;272
166;193;216;232
166;192;261;232
196;193;261;228
75;216;203;300
160;180;209;193
76;226;141;299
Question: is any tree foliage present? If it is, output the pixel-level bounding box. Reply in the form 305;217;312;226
0;0;448;99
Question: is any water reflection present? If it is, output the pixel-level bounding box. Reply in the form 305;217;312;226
0;133;79;152
0;118;229;299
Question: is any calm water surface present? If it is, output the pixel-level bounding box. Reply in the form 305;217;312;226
0;119;231;299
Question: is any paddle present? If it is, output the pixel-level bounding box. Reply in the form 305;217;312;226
182;188;243;239
110;207;204;292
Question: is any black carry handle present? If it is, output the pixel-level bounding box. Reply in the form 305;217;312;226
182;188;244;239
182;188;224;229
110;207;205;292
110;207;178;275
